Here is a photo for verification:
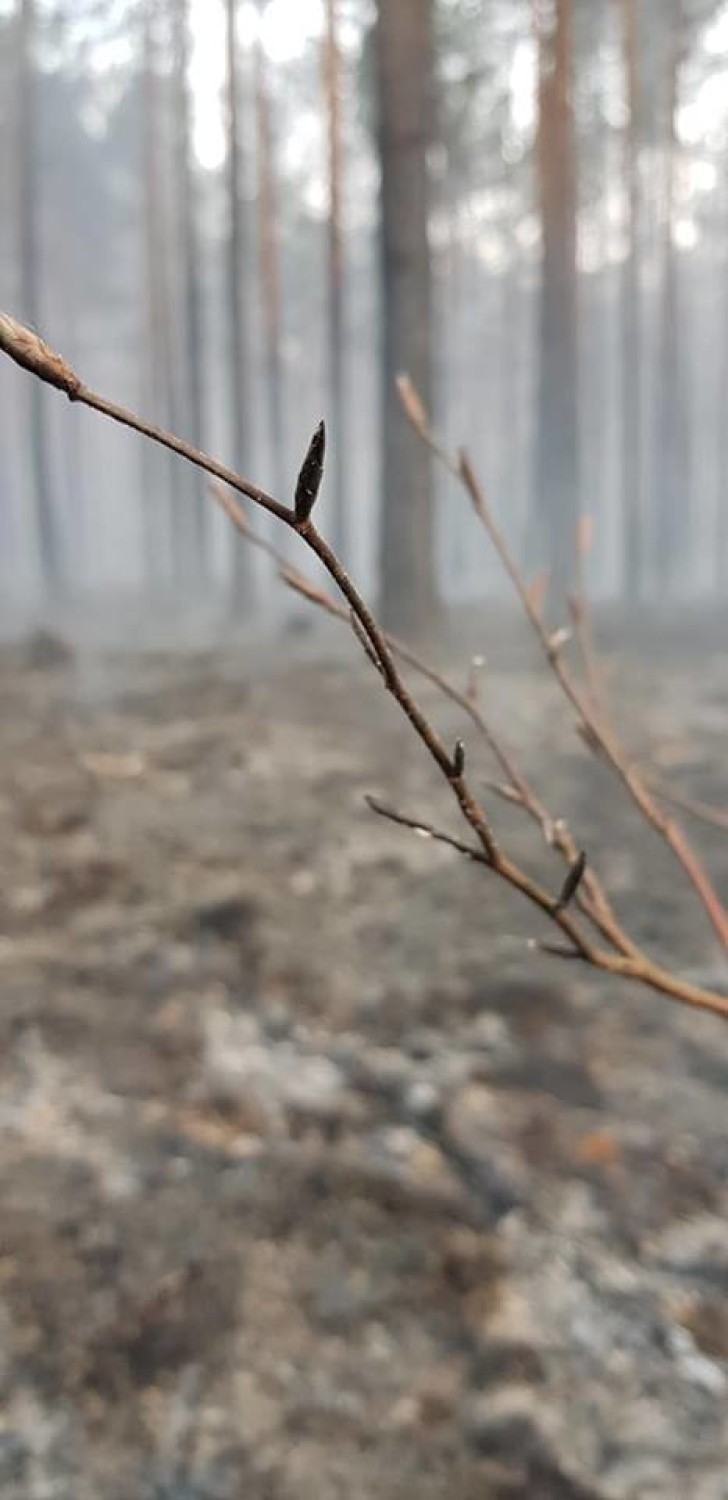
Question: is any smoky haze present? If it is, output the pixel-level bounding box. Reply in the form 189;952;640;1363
1;0;728;636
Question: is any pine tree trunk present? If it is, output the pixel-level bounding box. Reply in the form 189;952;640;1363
652;1;689;595
141;0;177;586
717;157;728;586
533;0;579;607
323;0;349;561
254;11;285;501
172;0;207;583
18;0;60;595
619;0;644;602
375;0;439;638
225;0;255;605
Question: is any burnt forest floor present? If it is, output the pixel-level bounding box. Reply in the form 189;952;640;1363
0;610;727;1500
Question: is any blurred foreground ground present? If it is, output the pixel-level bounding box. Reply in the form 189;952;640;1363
0;614;727;1500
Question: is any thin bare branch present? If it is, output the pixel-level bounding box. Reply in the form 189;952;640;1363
1;314;293;529
455;446;728;950
211;482;642;961
643;771;728;835
365;795;489;865
397;374;727;956
3;312;727;1021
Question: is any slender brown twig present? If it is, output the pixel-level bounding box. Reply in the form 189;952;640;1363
211;480;640;962
397;372;728;952
2;310;727;1019
564;522;728;840
643;772;728;836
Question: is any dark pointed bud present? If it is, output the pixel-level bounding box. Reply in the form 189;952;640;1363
554;850;587;912
294;419;326;523
452;739;465;777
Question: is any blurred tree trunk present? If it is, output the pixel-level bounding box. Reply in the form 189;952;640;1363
717;157;728;585
18;0;61;595
254;5;285;501
498;104;522;548
141;0;177;586
375;0;439;638
618;0;644;602
172;0;207;583
652;1;689;595
224;0;255;606
533;0;579;606
322;0;349;561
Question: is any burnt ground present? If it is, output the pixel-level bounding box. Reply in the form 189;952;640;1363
0;615;727;1500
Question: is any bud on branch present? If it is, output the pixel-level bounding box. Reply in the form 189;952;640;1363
554;850;587;912
294;420;326;523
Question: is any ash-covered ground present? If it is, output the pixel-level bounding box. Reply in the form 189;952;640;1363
0;615;727;1500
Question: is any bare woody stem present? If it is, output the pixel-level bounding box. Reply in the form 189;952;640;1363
2;310;727;1020
397;372;728;953
211;481;640;962
458;450;728;951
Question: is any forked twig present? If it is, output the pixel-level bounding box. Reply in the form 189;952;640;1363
398;371;728;953
210;480;640;962
2;311;727;1021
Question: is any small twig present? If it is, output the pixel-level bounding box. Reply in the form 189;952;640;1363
215;481;635;956
4;312;728;1021
456;447;728;948
0;313;293;530
364;796;597;962
643;771;728;836
365;795;489;866
213;481;643;963
395;374;728;955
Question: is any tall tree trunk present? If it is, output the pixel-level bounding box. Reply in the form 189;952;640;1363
618;0;644;603
225;0;255;605
172;0;207;583
254;8;285;501
533;0;579;606
374;0;439;637
18;0;60;595
497;104;522;550
322;0;349;561
717;153;728;586
652;1;689;595
141;0;177;586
